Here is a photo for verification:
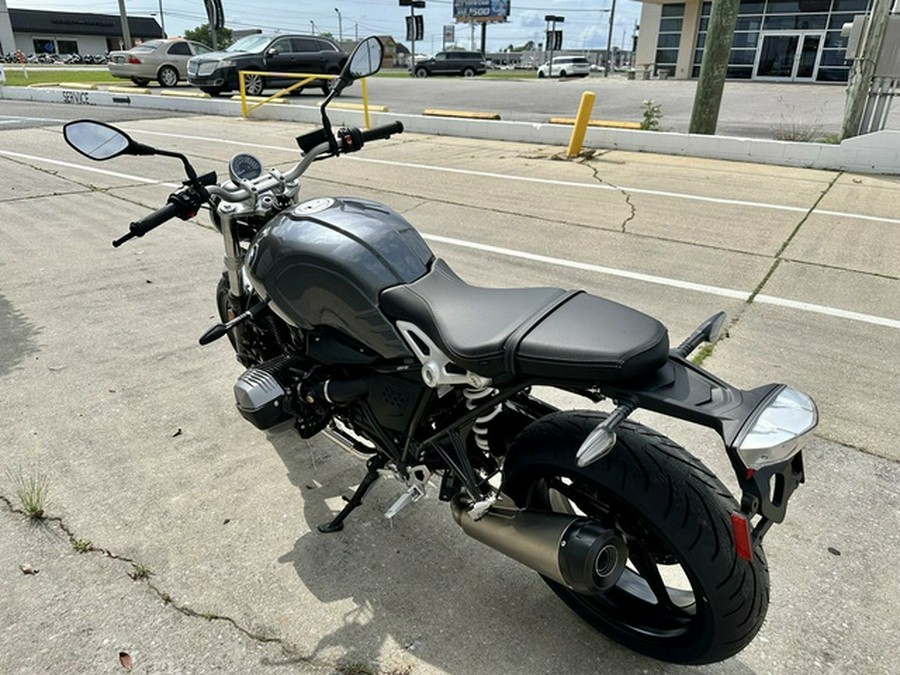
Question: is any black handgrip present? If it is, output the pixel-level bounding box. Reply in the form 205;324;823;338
113;201;181;248
360;121;404;144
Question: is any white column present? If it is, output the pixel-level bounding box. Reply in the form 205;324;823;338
0;0;17;54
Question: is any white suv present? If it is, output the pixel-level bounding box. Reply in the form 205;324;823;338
537;56;591;78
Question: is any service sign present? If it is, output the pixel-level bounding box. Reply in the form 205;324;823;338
453;0;510;23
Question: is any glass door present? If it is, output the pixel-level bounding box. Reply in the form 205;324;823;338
754;32;823;81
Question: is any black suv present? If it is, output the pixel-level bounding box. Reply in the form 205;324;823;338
412;51;486;78
187;33;347;96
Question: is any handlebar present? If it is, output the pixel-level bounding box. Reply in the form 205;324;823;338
113;201;182;247
360;121;404;144
114;121;404;245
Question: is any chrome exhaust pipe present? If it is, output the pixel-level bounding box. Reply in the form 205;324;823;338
451;496;626;595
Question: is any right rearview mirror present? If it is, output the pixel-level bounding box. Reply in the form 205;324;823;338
347;36;384;80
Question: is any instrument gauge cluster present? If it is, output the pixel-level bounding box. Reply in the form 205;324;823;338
228;153;264;182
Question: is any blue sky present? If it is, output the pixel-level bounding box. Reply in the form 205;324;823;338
14;1;642;52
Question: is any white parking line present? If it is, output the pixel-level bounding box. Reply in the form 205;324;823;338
5;146;898;330
122;128;900;227
0;149;177;186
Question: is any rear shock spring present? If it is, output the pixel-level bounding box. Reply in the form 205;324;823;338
464;386;502;452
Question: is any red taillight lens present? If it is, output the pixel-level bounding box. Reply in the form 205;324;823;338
731;512;752;561
127;56;141;64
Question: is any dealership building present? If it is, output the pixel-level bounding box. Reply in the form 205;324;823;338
633;0;890;82
0;4;161;56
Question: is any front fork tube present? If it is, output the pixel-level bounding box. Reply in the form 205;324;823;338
217;205;246;301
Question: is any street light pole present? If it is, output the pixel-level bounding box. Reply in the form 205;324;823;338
544;15;563;72
158;0;165;36
310;20;316;35
334;8;343;45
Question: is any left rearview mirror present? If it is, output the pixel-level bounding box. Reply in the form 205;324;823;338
63;120;136;161
347;36;384;80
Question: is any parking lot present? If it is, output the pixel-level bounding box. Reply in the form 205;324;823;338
1;108;899;673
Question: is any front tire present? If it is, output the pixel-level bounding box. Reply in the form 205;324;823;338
502;411;769;665
157;65;179;87
243;73;264;96
415;67;428;78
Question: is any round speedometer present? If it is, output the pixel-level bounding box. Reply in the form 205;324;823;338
228;153;264;182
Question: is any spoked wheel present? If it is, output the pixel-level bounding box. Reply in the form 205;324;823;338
502;411;769;665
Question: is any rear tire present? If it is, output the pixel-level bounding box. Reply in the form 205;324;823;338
462;67;475;77
130;77;150;87
502;411;769;665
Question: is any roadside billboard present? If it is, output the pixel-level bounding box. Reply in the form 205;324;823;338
453;0;510;23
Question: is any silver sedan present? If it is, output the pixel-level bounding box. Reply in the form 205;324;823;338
108;39;213;87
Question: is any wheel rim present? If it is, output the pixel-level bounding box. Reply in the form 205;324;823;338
463;68;474;77
159;67;177;86
528;472;706;641
416;68;427;78
245;75;263;96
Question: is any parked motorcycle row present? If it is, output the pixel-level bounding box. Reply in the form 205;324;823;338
2;51;109;65
61;36;818;665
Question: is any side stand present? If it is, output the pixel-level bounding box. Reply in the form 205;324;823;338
317;454;387;533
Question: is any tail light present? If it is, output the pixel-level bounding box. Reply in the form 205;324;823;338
127;56;141;64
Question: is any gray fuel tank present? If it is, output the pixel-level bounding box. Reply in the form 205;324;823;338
244;197;434;359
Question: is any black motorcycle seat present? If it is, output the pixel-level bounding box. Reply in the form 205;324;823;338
380;259;669;383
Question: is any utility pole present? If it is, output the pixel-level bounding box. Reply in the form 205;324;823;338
841;0;892;139
310;20;316;35
117;0;132;49
605;0;617;76
688;0;739;135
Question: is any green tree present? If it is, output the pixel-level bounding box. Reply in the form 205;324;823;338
183;23;234;49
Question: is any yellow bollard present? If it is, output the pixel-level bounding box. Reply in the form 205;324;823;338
361;77;370;129
566;91;596;158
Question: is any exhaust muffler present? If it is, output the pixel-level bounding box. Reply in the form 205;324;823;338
451;496;626;595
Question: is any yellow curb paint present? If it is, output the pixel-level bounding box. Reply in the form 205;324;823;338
159;90;211;98
329;102;389;113
423;109;500;120
550;117;642;130
109;86;150;95
58;82;97;90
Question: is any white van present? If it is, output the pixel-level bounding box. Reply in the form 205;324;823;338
537;56;592;78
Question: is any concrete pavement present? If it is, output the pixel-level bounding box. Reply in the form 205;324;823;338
1;112;899;673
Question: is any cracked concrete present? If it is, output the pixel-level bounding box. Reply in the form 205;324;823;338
0;495;330;674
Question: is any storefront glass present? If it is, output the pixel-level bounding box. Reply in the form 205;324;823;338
685;0;867;81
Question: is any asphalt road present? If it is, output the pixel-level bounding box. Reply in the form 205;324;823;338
5;65;886;139
1;105;899;674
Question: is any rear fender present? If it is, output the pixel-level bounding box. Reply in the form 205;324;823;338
604;355;815;530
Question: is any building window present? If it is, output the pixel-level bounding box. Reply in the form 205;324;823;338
33;38;56;54
57;40;79;55
691;0;860;82
655;3;685;76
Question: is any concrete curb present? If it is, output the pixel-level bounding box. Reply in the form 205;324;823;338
2;84;897;174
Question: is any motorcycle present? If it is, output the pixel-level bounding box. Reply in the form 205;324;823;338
63;36;817;665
